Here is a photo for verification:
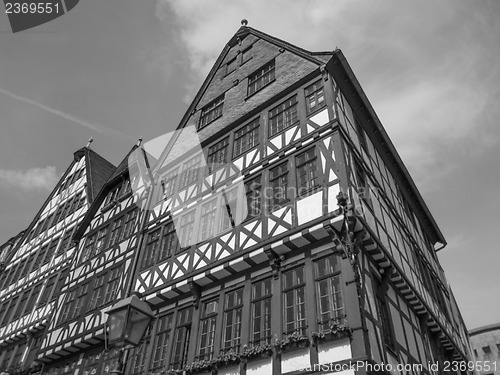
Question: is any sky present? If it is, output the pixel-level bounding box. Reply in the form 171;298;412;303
0;0;499;330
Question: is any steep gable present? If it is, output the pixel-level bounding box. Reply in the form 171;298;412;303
154;24;333;171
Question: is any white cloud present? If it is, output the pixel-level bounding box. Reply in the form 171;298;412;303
0;166;59;192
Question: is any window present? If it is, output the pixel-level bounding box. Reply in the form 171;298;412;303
248;60;275;96
220;189;238;232
151;313;174;369
245;177;261;219
104;266;122;304
197;300;218;361
73;282;90;319
234;119;259;157
241;46;252;64
130;335;150;375
200;200;217;242
178;211;195;248
142;229;161;269
208;138;229;172
222;289;243;353
374;278;395;350
283;267;306;336
315;255;344;330
39;275;56;306
58;228;74;256
25;283;42;312
104;186;120;206
162;169;178;199
296;148;319;194
2;296;18;326
305;80;325;115
13;291;29;320
88;274;105;311
269;96;298;137
12;343;27;367
483;346;492;354
226;57;237;75
122;209;138;240
160;222;179;260
94;226;109;253
43;237;60;265
81;234;96;263
199;95;224;129
109;217;123;247
171;307;193;370
180;155;202;189
251;278;272;345
59;289;76;324
269;163;289;209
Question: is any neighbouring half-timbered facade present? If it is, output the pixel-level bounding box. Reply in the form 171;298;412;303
0;23;472;375
0;147;115;374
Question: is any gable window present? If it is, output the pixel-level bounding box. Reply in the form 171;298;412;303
225;57;237;75
269;163;289;209
207;137;229;172
241;45;252;64
283;267;306;336
234;119;259;157
197;300;218;361
314;255;344;330
269;96;298;137
248;59;275;96
222;289;243;354
171;307;193;370
296;148;319;194
305;80;326;115
251;278;272;345
199;95;224;129
180;155;202;189
58;228;74;256
245;177;261;219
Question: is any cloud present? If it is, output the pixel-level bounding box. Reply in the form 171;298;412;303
0;166;59;192
157;0;500;191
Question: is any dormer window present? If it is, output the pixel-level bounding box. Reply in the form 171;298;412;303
248;59;275;96
199;95;224;129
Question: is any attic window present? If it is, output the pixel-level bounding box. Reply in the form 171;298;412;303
241;45;252;64
248;59;275;96
199;94;224;129
226;57;237;75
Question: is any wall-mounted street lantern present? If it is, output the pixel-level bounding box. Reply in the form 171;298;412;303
106;292;155;374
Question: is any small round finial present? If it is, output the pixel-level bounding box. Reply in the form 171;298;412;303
137;137;143;147
241;19;248;26
86;138;93;149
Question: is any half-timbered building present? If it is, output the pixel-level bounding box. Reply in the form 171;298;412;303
0;23;472;375
35;147;141;375
124;23;472;375
0;147;115;373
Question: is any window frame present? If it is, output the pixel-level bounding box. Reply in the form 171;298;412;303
233;118;260;158
250;278;272;345
314;255;344;331
304;79;326;115
282;266;307;336
296;147;320;195
247;59;275;96
269;162;289;210
199;95;224;130
268;95;299;137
